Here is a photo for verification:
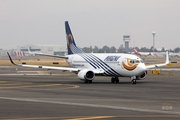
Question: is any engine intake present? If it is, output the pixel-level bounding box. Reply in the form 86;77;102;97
78;69;95;81
136;71;147;80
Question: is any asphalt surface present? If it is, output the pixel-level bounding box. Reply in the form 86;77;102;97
0;71;180;120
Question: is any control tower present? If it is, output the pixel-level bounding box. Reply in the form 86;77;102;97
123;35;130;53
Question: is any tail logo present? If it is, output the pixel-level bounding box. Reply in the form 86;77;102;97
68;34;73;40
122;58;138;71
67;34;74;47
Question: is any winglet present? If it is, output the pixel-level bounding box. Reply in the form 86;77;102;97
7;52;16;65
146;51;170;69
165;51;169;64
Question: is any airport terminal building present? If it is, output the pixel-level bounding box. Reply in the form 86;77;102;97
18;45;67;56
0;45;67;57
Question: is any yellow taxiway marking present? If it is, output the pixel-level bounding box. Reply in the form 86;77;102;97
66;115;180;120
0;81;8;83
4;117;64;120
3;114;180;120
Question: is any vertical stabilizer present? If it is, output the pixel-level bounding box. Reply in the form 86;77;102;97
65;21;83;55
133;48;141;56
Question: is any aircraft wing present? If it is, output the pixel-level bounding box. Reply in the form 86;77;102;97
7;52;78;72
150;68;180;71
146;51;169;69
35;53;68;59
7;52;105;74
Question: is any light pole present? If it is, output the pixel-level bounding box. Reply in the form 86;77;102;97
152;31;155;52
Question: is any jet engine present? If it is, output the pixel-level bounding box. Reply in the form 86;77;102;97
78;69;95;81
136;71;147;80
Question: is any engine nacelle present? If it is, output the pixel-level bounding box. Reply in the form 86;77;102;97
136;71;147;80
78;69;95;81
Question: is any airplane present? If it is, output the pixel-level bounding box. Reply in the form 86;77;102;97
7;21;169;84
27;48;45;56
27;48;37;56
132;48;157;57
169;52;180;57
14;51;25;57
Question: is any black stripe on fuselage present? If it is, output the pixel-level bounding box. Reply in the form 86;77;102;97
70;44;122;76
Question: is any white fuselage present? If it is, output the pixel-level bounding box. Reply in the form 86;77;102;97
66;53;146;77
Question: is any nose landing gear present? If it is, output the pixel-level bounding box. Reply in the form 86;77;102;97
131;79;136;84
131;76;137;84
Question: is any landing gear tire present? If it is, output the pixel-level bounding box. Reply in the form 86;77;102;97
115;79;119;83
131;79;136;84
111;77;119;83
88;80;92;83
84;80;92;83
111;78;115;83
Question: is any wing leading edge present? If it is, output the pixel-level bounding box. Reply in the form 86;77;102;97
146;51;169;69
7;52;78;72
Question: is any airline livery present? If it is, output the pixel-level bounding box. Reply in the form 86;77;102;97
7;21;169;84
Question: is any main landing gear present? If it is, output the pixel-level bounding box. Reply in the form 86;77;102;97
131;76;137;84
84;80;92;83
111;77;119;83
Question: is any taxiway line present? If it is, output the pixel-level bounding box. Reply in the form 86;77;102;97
0;96;179;115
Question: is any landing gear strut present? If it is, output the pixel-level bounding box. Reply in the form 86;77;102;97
131;76;137;84
111;77;119;83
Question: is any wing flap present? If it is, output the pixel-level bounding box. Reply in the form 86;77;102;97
35;53;68;59
7;52;78;72
19;65;79;72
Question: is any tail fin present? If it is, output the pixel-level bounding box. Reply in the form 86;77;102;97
65;21;83;55
133;48;141;56
28;48;32;54
133;48;138;53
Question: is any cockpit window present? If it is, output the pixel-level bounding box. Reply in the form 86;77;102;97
130;59;142;64
136;60;140;63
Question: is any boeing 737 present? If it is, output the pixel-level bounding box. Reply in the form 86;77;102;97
7;21;169;84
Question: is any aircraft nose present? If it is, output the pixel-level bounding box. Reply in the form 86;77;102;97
139;63;147;73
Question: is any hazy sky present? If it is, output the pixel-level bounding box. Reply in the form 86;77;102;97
0;0;180;49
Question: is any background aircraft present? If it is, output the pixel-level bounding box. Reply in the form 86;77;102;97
169;52;180;57
7;21;169;84
27;49;43;56
13;51;25;57
132;48;157;57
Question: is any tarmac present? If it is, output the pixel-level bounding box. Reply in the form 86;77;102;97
0;68;180;120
